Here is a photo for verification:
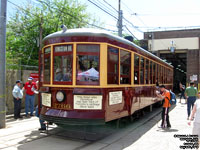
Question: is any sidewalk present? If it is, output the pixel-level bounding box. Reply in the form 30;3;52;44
0;99;198;150
123;100;196;150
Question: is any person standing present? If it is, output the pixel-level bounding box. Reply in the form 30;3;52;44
179;82;186;103
188;91;200;146
24;77;37;117
156;85;171;128
185;81;198;120
12;80;23;119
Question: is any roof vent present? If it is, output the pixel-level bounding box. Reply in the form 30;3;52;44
61;25;67;33
124;36;133;42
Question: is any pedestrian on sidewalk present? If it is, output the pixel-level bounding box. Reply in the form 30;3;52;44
185;81;197;120
179;82;186;103
24;77;37;117
156;85;171;128
188;91;200;146
12;80;23;119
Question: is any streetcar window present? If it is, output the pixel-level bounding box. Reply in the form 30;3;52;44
55;45;72;52
44;47;51;83
53;45;73;83
164;68;166;84
150;61;152;84
108;46;119;84
168;69;171;83
40;52;44;82
156;64;159;85
153;62;156;84
54;56;72;82
161;66;163;84
76;44;100;85
145;59;149;84
140;57;144;84
120;50;131;84
134;54;139;84
159;65;162;84
44;47;51;54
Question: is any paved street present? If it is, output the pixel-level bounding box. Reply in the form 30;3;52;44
0;99;197;150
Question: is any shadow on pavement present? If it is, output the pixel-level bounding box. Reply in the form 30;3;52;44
16;104;179;150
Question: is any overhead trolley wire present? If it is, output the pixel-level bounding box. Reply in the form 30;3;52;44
87;0;118;20
103;0;118;12
95;0;118;16
8;0;118;32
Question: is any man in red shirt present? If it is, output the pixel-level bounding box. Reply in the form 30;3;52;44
156;85;171;128
24;77;37;117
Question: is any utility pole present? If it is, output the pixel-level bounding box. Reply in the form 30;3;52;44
118;0;123;37
0;0;7;128
38;13;43;114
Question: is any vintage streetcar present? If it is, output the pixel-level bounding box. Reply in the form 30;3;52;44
39;28;173;126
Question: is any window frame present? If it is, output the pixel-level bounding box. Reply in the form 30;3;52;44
145;59;149;84
107;46;119;85
43;47;51;84
76;44;100;86
134;54;140;84
120;49;131;84
53;44;73;85
140;57;145;84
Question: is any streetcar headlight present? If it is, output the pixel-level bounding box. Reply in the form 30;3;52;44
56;91;65;102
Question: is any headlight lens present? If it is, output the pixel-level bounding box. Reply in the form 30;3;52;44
56;91;65;102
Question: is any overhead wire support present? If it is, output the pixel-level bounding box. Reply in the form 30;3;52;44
118;0;123;37
0;0;7;129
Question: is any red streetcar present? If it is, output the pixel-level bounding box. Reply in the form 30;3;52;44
38;28;173;126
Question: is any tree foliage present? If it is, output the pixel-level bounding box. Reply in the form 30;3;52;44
6;0;93;67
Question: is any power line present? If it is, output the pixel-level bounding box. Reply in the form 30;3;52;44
124;25;138;40
87;0;118;20
95;0;117;16
121;1;133;14
103;0;118;12
132;12;200;16
8;0;117;32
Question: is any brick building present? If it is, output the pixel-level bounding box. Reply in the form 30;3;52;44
143;28;200;92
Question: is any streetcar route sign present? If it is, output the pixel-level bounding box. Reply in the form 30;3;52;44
109;91;122;105
42;93;51;107
74;95;102;110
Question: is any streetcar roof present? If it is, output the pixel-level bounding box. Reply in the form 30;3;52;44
43;28;173;68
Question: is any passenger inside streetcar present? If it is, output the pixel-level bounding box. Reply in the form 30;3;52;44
77;56;99;82
55;68;63;81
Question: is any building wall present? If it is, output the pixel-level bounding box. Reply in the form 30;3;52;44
144;29;200;86
148;37;199;51
187;50;200;83
6;70;38;114
144;28;200;39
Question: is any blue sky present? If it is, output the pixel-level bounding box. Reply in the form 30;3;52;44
5;0;200;39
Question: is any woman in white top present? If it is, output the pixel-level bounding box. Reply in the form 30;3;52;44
188;91;200;146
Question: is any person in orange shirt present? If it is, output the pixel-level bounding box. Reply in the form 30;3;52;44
156;85;171;128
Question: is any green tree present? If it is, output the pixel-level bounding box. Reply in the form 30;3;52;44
6;0;93;67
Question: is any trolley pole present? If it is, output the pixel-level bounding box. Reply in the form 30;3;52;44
0;0;7;128
118;0;123;37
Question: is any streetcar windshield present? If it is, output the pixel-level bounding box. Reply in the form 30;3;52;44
76;44;100;85
53;45;73;83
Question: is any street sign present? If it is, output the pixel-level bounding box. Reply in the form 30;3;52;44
190;75;197;81
30;73;39;82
